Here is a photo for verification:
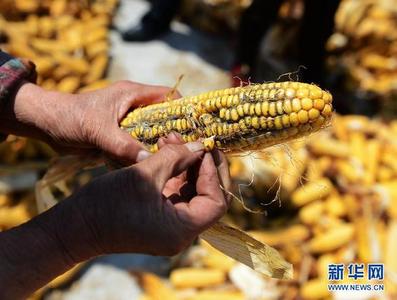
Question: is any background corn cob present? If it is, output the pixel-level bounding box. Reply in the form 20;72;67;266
121;81;333;153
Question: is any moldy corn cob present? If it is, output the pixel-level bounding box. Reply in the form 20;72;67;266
120;81;333;153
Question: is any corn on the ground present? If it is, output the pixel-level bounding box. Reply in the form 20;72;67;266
120;82;333;153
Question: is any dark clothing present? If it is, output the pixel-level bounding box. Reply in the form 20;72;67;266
236;0;341;84
141;0;181;28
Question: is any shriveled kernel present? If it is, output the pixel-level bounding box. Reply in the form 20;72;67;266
261;102;269;115
296;89;309;98
281;81;289;88
263;89;269;99
158;125;164;134
211;123;218;135
221;95;228;107
210;98;216;111
239;119;247;130
301;98;313;110
219;108;226;119
260;116;267;128
276;89;285;99
217;124;223;135
232;95;239;106
283;99;292;113
223;123;228;134
269;89;277;99
267;118;274;129
290;112;299;126
205;127;212;137
313;98;325;110
243;103;250;115
276;101;284;114
285;88;296;99
231;108;239;121
249;104;256;115
252;116;260;129
176;106;181;115
274;116;283;129
298;110;309;123
322;104;332;117
166;120;172;130
308;108;320;120
292;98;302;112
245;116;252;127
216;97;223;109
226;95;233;107
225;109;231;121
237;105;244;117
152;125;159;136
144;128;151;139
150;144;159;152
282;115;291;127
269;102;277;116
255;102;262;116
203;138;215;151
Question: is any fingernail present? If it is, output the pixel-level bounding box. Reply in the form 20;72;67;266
184;142;205;153
136;150;151;162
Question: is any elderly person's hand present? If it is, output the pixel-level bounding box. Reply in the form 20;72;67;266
0;136;231;299
1;80;178;163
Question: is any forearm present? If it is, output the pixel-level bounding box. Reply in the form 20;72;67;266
0;195;98;299
0;81;76;143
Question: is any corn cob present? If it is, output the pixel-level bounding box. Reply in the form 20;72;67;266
120;82;333;153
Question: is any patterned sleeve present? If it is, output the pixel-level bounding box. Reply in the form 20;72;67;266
0;50;37;142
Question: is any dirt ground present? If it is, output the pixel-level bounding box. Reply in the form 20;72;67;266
109;0;232;95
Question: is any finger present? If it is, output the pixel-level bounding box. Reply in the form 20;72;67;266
135;142;204;190
102;128;151;165
174;153;227;231
158;132;186;150
211;150;232;205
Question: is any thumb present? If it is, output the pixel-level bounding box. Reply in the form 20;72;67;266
102;128;151;165
136;142;205;190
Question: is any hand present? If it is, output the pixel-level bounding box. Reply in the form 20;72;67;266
77;140;230;256
3;80;179;164
0;136;231;299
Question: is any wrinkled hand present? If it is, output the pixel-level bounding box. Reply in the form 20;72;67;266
9;81;179;164
53;136;231;258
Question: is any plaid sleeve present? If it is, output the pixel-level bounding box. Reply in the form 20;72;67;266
0;50;37;142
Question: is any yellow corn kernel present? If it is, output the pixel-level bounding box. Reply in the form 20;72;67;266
301;278;330;300
309;138;350;158
309;223;354;253
249;225;310;247
324;194;347;218
140;273;177;300
299;201;324;225
291;178;333;207
170;268;226;289
385;221;397;294
189;291;244;300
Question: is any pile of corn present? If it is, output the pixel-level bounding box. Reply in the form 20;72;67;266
328;0;397;95
0;0;118;165
133;115;397;299
0;0;117;94
227;114;397;298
